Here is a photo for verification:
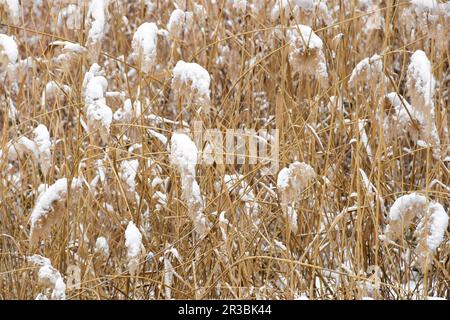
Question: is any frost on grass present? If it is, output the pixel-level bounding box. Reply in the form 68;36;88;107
171;60;211;113
406;50;440;159
130;22;158;74
277;161;316;233
29;178;82;245
286;24;328;87
28;255;66;300
125;221;143;276
170;133;209;237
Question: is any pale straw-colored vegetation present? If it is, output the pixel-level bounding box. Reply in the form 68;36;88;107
0;0;449;300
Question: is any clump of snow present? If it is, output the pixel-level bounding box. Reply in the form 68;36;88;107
83;64;113;144
125;221;143;276
171;60;211;110
167;9;193;39
57;4;82;31
86;0;109;44
114;98;142;123
286;25;328;87
385;193;448;269
385;92;415;126
28;255;66;300
41;81;72;107
85;102;113;144
29;177;82;244
385;193;428;239
131;22;159;73
407;50;435;110
170;133;209;237
170;132;199;176
223;174;260;224
95;236;109;257
33;124;52;176
86;0;109;62
0;0;20;24
1;136;38;163
410;0;440;14
406;50;440;159
271;0;331;25
49;41;87;55
119;159;139;202
84;75;108;104
0;34;19;69
363;4;385;34
0;123;52;175
349;54;386;87
414;202;448;268
277;161;316;233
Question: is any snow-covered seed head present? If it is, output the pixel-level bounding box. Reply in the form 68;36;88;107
86;101;113;144
0;0;20;24
85;0;109;62
407;50;435;108
33;124;52;176
277;161;316;204
171;60;211;112
131;22;158;74
113;98;142;123
95;236;110;258
286;25;328;87
57;4;82;31
125;221;143;276
406;50;440;159
277;161;315;233
29;178;82;245
0;34;19;71
348;54;385;88
28;255;66;300
385;193;448;268
385;193;428;240
170;133;198;177
167;9;193;39
41;81;72;107
414;202;448;268
119;159;139;202
170;133;209;237
86;0;109;44
83;64;112;144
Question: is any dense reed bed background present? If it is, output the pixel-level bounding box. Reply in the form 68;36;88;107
0;0;449;299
